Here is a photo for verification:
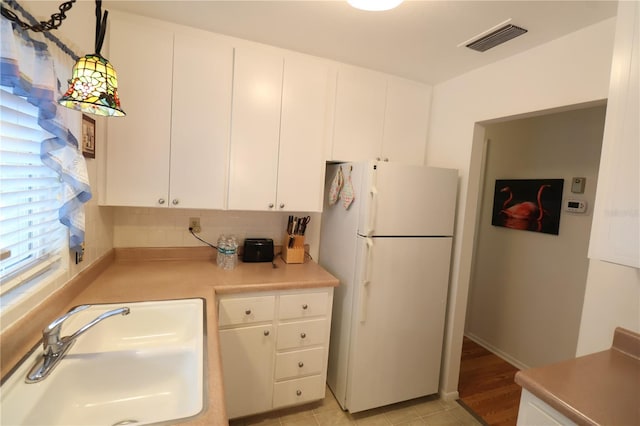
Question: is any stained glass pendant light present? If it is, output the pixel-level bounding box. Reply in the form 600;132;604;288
58;0;125;116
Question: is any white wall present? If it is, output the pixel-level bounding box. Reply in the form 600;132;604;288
426;18;616;398
466;106;605;369
576;260;640;355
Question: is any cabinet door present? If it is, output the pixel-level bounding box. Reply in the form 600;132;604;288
331;66;386;162
517;389;577;426
105;15;173;207
219;325;275;419
381;77;431;165
588;1;639;268
228;45;283;211
276;54;332;212
170;31;233;209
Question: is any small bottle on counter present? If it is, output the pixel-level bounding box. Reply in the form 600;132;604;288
216;234;226;268
224;236;238;270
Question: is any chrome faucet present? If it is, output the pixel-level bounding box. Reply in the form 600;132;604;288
26;304;130;383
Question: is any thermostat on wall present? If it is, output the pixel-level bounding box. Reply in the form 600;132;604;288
565;199;587;213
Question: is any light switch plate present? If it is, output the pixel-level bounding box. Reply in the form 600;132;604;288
571;177;586;193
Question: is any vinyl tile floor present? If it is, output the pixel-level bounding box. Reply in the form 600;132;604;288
229;386;484;426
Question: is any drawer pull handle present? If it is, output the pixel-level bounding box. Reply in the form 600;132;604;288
264;330;270;336
245;309;251;315
298;361;304;368
296;390;302;396
300;332;306;339
302;304;308;310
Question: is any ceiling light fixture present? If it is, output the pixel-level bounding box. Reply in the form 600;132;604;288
58;0;125;116
348;0;404;12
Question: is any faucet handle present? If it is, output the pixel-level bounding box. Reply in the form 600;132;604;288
43;305;91;353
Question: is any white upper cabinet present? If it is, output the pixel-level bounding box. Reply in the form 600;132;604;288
382;76;431;164
104;11;430;210
228;46;332;212
588;1;639;268
105;15;173;207
331;66;432;165
170;30;233;209
104;14;232;209
277;53;333;212
331;66;387;162
228;45;284;211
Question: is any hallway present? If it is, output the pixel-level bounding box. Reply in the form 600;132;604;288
458;337;522;426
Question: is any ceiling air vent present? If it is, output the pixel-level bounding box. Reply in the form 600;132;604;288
466;24;528;52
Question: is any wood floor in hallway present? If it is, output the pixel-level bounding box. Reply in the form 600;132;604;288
458;336;522;426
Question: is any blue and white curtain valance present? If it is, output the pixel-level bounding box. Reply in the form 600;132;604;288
1;15;92;253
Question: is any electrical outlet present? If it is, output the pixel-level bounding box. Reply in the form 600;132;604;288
74;243;84;264
189;217;201;233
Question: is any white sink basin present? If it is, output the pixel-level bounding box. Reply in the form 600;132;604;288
1;299;205;425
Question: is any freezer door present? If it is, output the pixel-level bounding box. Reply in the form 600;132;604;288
358;162;457;237
346;236;452;413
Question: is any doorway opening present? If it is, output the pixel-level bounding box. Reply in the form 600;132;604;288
458;102;607;425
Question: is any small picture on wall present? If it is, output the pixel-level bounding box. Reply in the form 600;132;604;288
82;114;95;159
491;179;564;235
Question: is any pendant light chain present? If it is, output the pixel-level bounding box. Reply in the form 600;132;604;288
0;0;76;32
93;0;108;55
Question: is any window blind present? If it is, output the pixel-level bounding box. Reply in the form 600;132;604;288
0;86;64;295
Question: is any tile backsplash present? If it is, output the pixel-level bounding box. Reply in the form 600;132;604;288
112;207;322;260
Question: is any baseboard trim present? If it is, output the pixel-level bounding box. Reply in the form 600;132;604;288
439;389;459;401
464;332;531;371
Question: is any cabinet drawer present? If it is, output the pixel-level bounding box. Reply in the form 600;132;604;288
274;347;324;381
276;319;327;350
218;295;275;327
272;375;325;409
279;292;329;320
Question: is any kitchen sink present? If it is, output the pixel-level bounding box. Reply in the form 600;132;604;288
1;298;206;425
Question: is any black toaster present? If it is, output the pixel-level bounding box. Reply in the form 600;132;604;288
242;238;274;262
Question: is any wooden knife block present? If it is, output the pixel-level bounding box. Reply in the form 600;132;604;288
282;234;305;264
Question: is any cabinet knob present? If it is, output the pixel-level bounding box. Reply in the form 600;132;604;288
300;332;306;339
302;304;308;310
158;198;166;205
172;199;179;205
245;309;251;315
296;390;302;396
383;158;389;162
280;203;285;209
268;203;274;209
298;361;304;368
264;330;270;336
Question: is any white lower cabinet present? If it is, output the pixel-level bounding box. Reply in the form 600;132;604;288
218;288;334;419
218;325;275;419
516;389;577;426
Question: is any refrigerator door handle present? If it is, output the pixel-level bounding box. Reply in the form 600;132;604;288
360;238;374;323
365;186;378;237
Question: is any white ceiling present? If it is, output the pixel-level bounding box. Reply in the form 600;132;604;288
104;0;618;84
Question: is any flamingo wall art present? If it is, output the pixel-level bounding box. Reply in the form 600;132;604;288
491;179;564;235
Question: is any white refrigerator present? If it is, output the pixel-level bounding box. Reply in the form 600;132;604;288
319;161;457;413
